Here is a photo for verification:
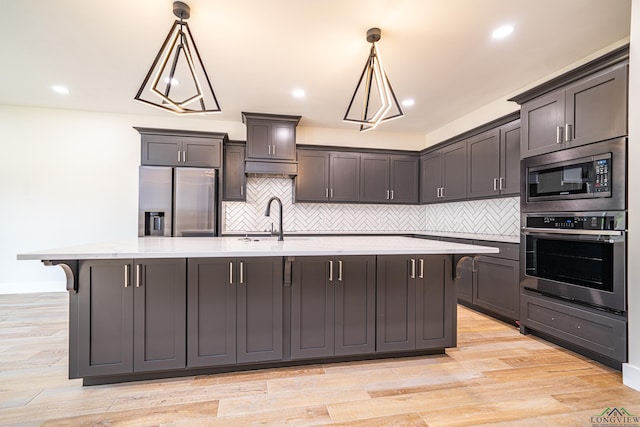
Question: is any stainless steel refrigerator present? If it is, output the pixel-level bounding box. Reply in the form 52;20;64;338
138;167;218;237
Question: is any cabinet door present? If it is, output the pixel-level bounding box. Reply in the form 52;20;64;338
187;258;237;367
376;255;416;352
246;119;272;159
291;257;334;359
77;259;134;377
182;137;222;168
420;151;442;203
473;256;520;321
237;257;283;363
520;90;565;158
271;121;296;160
334;256;376;356
390;155;419;204
141;135;181;166
133;259;186;372
441;141;467;201
360;154;390;203
330;152;361;202
499;120;521;195
467;129;500;199
295;150;330;202
565;64;628;149
223;144;246;201
416;255;454;349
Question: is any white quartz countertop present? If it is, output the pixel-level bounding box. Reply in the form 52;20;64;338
17;236;499;261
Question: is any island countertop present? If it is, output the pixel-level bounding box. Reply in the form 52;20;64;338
17;236;499;261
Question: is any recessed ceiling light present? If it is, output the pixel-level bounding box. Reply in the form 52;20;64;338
402;99;415;107
292;89;305;98
51;85;70;95
492;24;514;39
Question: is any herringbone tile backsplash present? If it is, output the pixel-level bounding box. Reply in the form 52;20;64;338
223;177;519;236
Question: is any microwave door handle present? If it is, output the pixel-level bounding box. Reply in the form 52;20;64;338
522;227;622;237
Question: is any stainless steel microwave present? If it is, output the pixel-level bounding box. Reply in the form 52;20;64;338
521;138;627;213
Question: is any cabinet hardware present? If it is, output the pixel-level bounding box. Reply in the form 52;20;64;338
183;151;186;162
272;145;276;155
229;261;233;284
565;124;573;142
135;264;141;287
436;187;441;198
419;259;424;279
268;145;272;155
329;260;334;282
499;177;505;190
124;264;129;288
240;186;244;196
440;187;445;198
178;151;181;163
338;260;343;282
556;126;563;144
472;258;477;273
239;261;244;284
325;188;329;198
390;190;394;200
386;190;390;200
493;178;498;191
410;258;416;279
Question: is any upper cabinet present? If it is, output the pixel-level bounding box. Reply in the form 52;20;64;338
467;120;521;199
295;149;360;203
242;112;301;176
360;154;419;204
511;47;628;159
420;141;467;203
223;142;246;201
136;128;226;168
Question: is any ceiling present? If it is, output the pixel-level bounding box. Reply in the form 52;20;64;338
0;0;631;135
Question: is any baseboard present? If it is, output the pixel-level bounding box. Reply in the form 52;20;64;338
0;281;66;294
623;363;640;391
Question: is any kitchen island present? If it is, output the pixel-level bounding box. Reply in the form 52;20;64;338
19;236;498;385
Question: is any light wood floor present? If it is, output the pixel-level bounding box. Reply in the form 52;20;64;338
1;293;640;426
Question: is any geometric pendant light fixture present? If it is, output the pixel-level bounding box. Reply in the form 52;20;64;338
343;28;403;132
134;1;221;114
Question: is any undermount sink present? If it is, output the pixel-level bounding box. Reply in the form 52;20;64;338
237;236;309;242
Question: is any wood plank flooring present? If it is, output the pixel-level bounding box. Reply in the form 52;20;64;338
1;292;639;426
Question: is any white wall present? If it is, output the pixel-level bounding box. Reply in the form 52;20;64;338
623;0;640;392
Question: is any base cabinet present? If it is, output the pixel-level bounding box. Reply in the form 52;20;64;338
77;258;186;378
290;256;376;359
187;257;283;367
376;255;455;352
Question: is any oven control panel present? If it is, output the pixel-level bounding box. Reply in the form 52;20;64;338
526;215;617;230
594;158;610;193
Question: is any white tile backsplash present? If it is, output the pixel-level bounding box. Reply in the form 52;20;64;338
223;177;520;237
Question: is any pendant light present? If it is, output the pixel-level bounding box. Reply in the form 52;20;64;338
134;1;221;114
343;28;403;132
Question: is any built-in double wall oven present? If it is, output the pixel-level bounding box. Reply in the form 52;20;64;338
520;137;627;314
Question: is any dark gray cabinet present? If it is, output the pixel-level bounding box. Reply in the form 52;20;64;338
243;113;300;161
187;257;283;368
420;141;467;203
520;62;627;158
290;256;376;359
77;258;186;377
467;121;520;199
295;150;361;202
140;133;223;168
360;154;419;204
376;255;454;352
223;143;246;201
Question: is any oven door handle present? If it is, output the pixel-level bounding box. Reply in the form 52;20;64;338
521;227;622;236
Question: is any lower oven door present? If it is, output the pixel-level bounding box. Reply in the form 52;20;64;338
522;229;626;313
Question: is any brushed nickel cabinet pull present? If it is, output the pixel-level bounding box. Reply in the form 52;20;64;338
565;124;573;142
330;188;334;198
183;151;186;162
178;151;181;162
240;186;244;196
325;188;329;198
410;258;416;279
556;126;563;144
229;261;233;284
499;177;505;190
338;260;343;282
135;264;141;287
386;190;390;200
329;260;334;282
268;145;271;155
419;259;424;279
239;261;244;284
390;190;394;200
272;145;276;155
124;264;129;288
493;178;498;191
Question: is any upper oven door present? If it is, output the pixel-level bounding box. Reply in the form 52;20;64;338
521;137;626;213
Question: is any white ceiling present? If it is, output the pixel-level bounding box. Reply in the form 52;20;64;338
0;0;631;135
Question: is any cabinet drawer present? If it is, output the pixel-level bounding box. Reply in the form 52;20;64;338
520;291;627;363
473;241;519;261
